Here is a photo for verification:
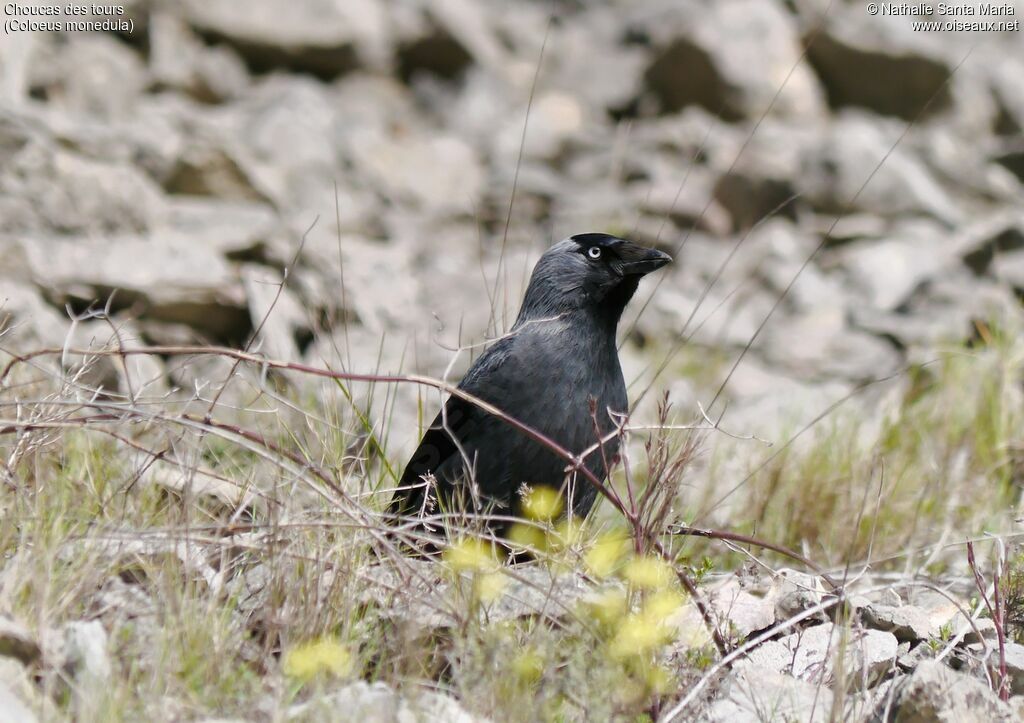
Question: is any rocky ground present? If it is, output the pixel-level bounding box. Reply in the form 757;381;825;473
2;0;1024;720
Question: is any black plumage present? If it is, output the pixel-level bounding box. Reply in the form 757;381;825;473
389;233;671;537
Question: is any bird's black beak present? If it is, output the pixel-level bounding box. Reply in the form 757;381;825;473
614;243;672;276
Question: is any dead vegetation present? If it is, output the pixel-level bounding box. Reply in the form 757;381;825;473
1;307;1023;720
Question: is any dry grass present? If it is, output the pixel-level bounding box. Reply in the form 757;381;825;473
0;324;718;721
670;322;1024;582
0;310;1021;721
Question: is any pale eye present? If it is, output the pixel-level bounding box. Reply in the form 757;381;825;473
587;246;602;260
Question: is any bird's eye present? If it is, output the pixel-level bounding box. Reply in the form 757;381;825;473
587;247;602;260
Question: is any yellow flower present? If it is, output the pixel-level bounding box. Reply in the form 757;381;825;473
584;532;630;578
511;649;544;683
586;588;628;626
641;590;686;621
474;571;508;602
283;639;352;680
552;519;585;548
507;522;548;553
604;590;685;661
443;538;498;572
643;663;675;694
609;613;674;659
621;555;675;590
521;486;564;521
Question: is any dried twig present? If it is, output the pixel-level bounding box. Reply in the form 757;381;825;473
968;539;1010;701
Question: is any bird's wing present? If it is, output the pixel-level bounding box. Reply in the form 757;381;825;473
388;338;515;518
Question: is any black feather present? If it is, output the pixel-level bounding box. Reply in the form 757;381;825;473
388;234;671;540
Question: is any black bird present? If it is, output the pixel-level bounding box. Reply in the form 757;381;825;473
389;233;671;538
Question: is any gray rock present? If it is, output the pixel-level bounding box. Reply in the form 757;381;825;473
486;566;592;625
0;616;40;666
0;281;70;349
994;141;1024;186
917;589;968;620
636;0;825;120
813;213;889;245
915;126;1022;204
837;219;954;311
897;642;937;673
179;0;383;78
704;667;833;723
49;320;125;395
549;178;673;246
711;582;776;640
889;267;1023;349
879;588;904;608
491;90;586;163
287;681;487;722
702;364;854;445
59;621;112;684
298;233;420;333
394;0;504;84
33;320;168;398
141;459;260;517
802;7;954;120
67;538;219;592
886;660;1016;722
946;613;997;645
163;135;270;204
655;278;775;351
241;265;311;363
166;352;244;402
23;97;187;186
855;675;903;721
149;12;250;103
990;55;1024;135
19;233;250;344
344;126;484;216
1;142;167;234
862;604;937;643
951;209;1024;274
713;170;798;234
0;680;36;723
0;107;38;161
0;657;44;721
632;160;731;238
105;323;169;398
705;123;818;232
228;77;342;209
740;622;897;685
991;249;1024;292
547;6;648;114
0;21;35;106
798;113;959;223
1000;641;1024;696
161;196;285;263
760;306;901;382
852;307;972;350
332;74;419;134
27;34;147;119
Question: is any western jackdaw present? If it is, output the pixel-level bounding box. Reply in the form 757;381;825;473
389;233;671;537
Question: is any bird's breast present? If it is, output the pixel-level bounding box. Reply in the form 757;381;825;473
510;324;626;448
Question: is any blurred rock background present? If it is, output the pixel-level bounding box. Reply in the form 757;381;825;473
4;4;1024;719
1;0;1023;463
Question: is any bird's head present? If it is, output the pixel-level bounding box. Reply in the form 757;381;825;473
517;233;672;327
